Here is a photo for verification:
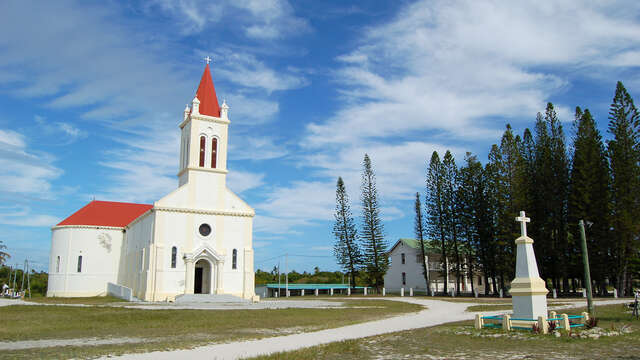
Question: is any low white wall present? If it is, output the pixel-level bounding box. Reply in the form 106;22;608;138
107;282;133;301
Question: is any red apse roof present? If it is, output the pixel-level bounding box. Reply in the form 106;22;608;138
195;64;221;117
57;200;153;227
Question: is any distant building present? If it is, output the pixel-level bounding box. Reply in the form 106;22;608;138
384;238;490;294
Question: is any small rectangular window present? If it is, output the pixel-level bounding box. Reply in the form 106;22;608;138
402;272;406;286
77;256;82;273
401;253;405;264
56;256;60;273
232;249;237;270
478;276;483;285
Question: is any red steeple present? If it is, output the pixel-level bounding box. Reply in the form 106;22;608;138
195;64;221;117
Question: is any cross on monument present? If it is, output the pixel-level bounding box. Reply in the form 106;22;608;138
515;211;530;237
204;56;212;65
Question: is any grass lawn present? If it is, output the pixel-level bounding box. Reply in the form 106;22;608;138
251;303;640;360
26;295;124;305
0;299;422;359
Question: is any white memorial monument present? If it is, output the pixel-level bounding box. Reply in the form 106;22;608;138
509;211;548;320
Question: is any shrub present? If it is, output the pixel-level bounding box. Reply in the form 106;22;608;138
585;317;599;329
548;321;557;331
532;323;541;334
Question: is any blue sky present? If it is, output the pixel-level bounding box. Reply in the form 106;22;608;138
1;1;639;273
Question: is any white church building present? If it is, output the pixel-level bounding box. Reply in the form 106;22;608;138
47;64;257;302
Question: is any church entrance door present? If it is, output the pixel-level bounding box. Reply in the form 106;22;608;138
194;259;212;294
194;268;203;293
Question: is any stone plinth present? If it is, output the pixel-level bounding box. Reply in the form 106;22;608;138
510;212;548;320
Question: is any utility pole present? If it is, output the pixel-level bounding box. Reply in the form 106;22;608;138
277;260;281;298
285;253;289;297
579;220;594;316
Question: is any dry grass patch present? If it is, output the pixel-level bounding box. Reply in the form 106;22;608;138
251;304;640;360
0;299;421;359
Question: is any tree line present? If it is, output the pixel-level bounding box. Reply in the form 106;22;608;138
334;81;639;296
423;81;639;296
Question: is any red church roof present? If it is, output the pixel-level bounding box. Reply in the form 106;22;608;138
57;200;153;228
195;64;221;117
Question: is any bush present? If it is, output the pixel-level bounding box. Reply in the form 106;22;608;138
585;317;599;329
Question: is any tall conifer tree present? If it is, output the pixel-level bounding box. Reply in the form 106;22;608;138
426;151;449;294
333;177;362;289
414;192;430;295
360;154;388;291
568;107;610;295
607;81;640;295
442;150;463;293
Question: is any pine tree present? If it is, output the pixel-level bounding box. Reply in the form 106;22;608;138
414;192;430;295
442;150;463;293
607;81;640;296
568;107;611;295
426;151;449;294
545;103;570;292
457;152;484;295
360;154;388;292
333;177;362;289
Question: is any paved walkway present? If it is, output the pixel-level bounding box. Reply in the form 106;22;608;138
104;298;631;360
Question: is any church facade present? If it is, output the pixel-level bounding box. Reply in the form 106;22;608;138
47;64;257;301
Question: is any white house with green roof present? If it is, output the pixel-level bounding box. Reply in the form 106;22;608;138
384;238;484;294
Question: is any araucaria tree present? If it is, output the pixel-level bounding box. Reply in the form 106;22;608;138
567;107;611;295
607;81;640;296
414;192;430;295
333;177;362;289
360;154;388;291
426;151;449;294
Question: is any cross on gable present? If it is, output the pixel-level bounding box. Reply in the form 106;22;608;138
204;56;212;65
515;210;530;237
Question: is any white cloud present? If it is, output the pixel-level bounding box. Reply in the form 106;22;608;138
0;128;62;200
227;169;265;194
147;0;310;39
226;93;279;124
216;52;308;94
0;206;59;227
304;0;640;148
230;136;288;161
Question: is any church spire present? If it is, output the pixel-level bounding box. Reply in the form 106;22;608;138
195;63;221;117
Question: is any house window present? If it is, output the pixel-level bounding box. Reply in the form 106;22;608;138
199;136;206;167
211;138;217;168
77;256;82;273
402;272;406;286
232;249;237;269
56;256;60;273
478;276;483;286
171;246;177;268
401;253;405;264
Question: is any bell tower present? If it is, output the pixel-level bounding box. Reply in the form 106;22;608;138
177;62;231;208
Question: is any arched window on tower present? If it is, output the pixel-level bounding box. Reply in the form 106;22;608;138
211;138;218;168
56;256;60;273
77;256;83;273
171;246;177;269
199;136;206;167
232;249;237;270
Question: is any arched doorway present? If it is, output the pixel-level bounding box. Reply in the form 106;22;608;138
194;259;213;294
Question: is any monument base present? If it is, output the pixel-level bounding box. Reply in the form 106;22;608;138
512;294;548;320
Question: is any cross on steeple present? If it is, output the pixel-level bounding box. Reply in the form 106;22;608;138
204;56;212;65
515;211;530;237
